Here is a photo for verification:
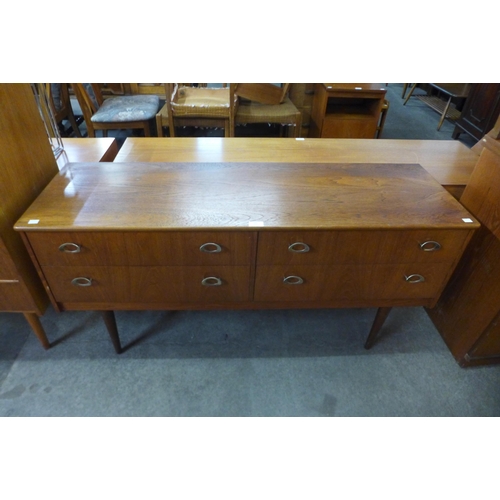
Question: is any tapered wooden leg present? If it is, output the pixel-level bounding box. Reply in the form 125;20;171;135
100;310;122;354
23;312;50;350
364;307;393;349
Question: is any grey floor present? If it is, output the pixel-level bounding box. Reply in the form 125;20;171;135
1;83;499;417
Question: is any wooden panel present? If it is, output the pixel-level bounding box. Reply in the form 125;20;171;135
42;265;252;304
0;281;35;312
460;148;500;239
322;116;378;139
468;312;500;359
428;226;500;361
0;83;58;314
27;231;256;266
257;230;472;265
254;263;452;302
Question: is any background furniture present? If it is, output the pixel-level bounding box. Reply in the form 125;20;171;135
289;83;315;137
114;137;478;200
404;83;471;131
234;83;302;138
0;84;59;348
159;83;237;137
71;83;160;137
16;161;477;354
452;83;500;142
310;84;387;138
47;83;82;137
427;147;500;366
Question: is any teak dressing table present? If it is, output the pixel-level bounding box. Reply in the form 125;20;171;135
15;161;478;353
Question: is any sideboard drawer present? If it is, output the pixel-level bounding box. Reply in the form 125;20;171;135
257;230;471;265
42;265;252;303
254;263;453;302
28;231;256;267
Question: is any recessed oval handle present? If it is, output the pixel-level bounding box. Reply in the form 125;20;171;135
201;276;222;286
288;242;310;253
283;275;304;285
199;243;222;253
59;242;81;253
420;241;441;252
405;274;425;283
71;277;93;287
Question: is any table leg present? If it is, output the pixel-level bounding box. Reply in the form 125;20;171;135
364;307;393;349
23;312;50;350
100;310;122;354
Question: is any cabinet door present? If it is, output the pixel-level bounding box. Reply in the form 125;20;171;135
456;84;500;140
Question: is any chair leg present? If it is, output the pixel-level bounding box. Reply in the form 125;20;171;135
156;115;164;137
144;121;151;137
403;83;418;105
67;112;83;138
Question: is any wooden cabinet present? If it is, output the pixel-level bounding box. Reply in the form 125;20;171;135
427;148;500;366
0;84;59;348
452;84;500;142
310;84;387;138
16;161;478;355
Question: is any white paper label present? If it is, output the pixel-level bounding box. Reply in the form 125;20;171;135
28;219;39;224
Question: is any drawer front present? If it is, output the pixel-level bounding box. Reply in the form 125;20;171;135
257;230;471;265
28;231;256;267
42;265;252;304
254;264;452;302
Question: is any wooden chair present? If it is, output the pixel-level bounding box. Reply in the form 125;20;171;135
157;83;237;137
46;84;82;137
71;84;160;137
234;83;302;137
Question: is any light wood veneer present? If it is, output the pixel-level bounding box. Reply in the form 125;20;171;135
114;137;478;199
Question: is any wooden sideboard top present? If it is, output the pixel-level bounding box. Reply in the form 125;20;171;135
114;138;478;190
15;162;479;232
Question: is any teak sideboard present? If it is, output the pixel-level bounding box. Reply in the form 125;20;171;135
15;161;478;353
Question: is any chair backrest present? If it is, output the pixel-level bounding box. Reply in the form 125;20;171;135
71;84;104;117
234;83;290;104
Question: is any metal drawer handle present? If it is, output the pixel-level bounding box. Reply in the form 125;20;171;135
405;274;425;283
200;243;222;253
71;277;93;287
283;275;304;285
288;242;310;253
59;242;82;253
420;241;441;252
201;277;222;286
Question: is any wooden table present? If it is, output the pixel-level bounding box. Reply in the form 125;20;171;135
15;161;478;354
114;137;479;199
56;138;119;169
404;83;472;130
